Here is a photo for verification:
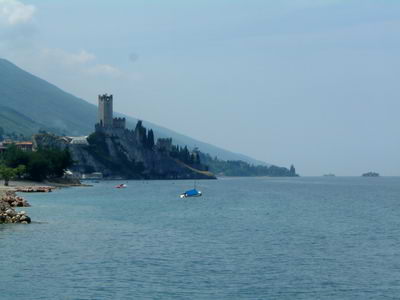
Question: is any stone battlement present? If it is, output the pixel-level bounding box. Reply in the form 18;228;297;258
113;117;126;129
98;94;113;102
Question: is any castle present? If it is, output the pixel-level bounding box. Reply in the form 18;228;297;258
94;93;171;151
95;94;126;132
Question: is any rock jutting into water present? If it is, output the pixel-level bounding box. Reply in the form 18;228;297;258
0;209;31;224
16;186;54;193
0;192;31;224
2;191;31;207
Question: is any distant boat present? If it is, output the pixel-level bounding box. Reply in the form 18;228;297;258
115;184;127;188
180;181;202;198
323;174;336;177
362;172;380;177
180;188;202;198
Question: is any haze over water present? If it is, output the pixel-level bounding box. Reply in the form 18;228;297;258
1;177;399;299
1;0;399;175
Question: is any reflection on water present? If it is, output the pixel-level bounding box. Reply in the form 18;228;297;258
0;177;400;300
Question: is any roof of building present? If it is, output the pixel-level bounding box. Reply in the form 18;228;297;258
68;136;89;145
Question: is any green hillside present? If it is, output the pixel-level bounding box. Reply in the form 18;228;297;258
0;59;95;136
0;58;268;166
0;106;44;137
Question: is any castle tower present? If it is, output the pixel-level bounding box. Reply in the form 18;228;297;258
98;94;113;128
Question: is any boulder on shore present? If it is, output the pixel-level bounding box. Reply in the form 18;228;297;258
1;191;31;207
0;191;31;224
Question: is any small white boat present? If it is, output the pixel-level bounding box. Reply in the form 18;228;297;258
115;184;127;189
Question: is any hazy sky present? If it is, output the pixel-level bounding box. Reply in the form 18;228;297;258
0;0;399;176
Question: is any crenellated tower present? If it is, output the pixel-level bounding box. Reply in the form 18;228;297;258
96;94;126;132
98;94;113;128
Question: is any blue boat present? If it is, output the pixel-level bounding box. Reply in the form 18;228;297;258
180;188;202;198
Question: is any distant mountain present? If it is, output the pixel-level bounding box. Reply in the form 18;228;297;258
0;106;45;137
0;58;267;165
0;59;94;136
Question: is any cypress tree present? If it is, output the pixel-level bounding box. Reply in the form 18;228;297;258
147;129;155;149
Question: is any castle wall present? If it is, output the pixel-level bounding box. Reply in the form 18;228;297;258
113;117;126;129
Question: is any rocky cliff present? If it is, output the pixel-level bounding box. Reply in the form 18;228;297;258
33;123;216;180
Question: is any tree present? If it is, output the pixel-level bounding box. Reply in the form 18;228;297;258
0;165;18;186
41;148;73;177
3;144;30;168
15;165;26;179
134;120;148;145
0;144;73;182
27;154;50;181
289;164;296;176
192;147;201;165
135;120;143;131
147;129;155;149
182;146;190;164
0;126;4;142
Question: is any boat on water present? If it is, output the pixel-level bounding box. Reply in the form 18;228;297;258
180;188;202;198
115;184;127;188
362;172;380;177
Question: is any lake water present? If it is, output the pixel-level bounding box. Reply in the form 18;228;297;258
1;177;400;299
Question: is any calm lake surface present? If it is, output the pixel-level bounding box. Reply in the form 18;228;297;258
1;177;400;300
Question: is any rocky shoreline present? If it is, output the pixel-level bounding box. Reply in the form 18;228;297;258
15;186;55;193
0;191;31;224
0;179;88;225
